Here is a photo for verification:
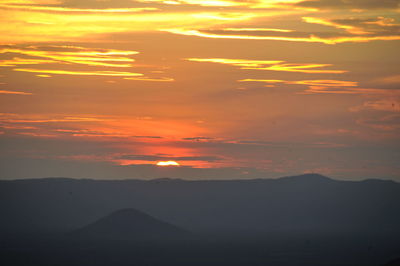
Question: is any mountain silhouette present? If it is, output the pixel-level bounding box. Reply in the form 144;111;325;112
278;173;333;182
1;175;399;266
70;208;189;241
1;174;399;237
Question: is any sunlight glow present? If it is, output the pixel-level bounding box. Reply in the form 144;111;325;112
156;161;180;166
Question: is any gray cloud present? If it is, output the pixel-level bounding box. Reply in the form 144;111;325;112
182;137;215;141
357;114;400;131
117;154;223;162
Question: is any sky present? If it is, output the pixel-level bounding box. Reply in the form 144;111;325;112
0;0;399;180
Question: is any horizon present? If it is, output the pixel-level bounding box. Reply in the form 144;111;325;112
2;172;398;183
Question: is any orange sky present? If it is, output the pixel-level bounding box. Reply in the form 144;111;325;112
0;0;399;180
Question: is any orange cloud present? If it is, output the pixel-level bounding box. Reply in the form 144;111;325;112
164;20;400;44
294;0;400;10
124;77;175;82
239;78;397;94
0;113;106;124
0;3;158;13
0;45;177;81
292;80;358;87
351;98;400;112
0;4;262;43
240;78;356;85
0;46;138;68
186;58;346;74
136;0;304;8
302;86;390;94
164;28;330;43
303;16;400;36
378;75;400;84
222;28;294;32
136;0;243;7
302;17;367;34
0;113;208;141
13;68;144;77
0;57;58;67
0;90;32;95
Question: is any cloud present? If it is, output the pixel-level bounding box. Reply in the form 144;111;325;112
378;75;400;84
135;0;245;7
124;77;174;82
182;136;215;141
1;0;61;4
350;98;400;112
290;80;358;87
0;114;108;137
0;0;159;13
0;45;138;67
303;16;400;36
0;113;207;141
1;0;397;46
134;0;310;9
54;128;165;139
0;90;33;95
0;45;141;76
164;27;400;44
357;114;400;131
239;78;399;95
0;1;266;43
0;57;60;67
302;86;391;94
239;78;357;86
117;154;222;161
294;0;400;10
0;45;175;80
165;16;400;44
186;58;346;74
13;68;144;77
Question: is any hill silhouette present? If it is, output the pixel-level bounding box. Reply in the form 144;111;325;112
71;208;189;241
0;174;399;237
0;174;399;266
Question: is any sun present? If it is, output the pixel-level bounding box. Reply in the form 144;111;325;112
156;161;180;166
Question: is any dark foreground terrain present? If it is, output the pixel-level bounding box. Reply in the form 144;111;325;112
1;233;400;266
1;174;399;266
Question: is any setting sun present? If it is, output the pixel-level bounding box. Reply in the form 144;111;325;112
156;161;180;166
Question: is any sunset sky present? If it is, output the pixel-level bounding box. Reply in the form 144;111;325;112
0;0;399;180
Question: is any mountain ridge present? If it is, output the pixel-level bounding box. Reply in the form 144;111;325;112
1;173;397;184
1;173;399;238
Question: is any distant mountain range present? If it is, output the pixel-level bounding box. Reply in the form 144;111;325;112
1;174;399;238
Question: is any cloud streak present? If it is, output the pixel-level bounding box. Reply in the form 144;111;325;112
0;90;33;95
165;25;400;44
13;68;144;77
118;154;222;161
303;16;400;36
0;45;138;68
0;45;174;80
294;0;400;10
239;79;400;95
186;58;346;73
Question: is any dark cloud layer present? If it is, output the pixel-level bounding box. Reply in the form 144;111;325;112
117;154;223;162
